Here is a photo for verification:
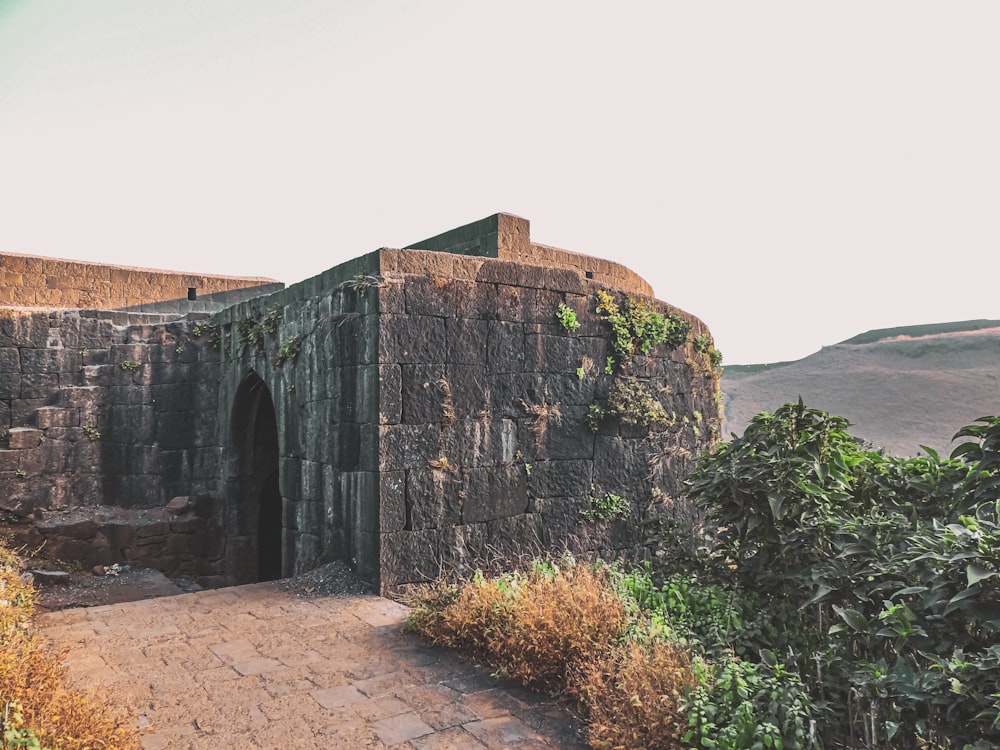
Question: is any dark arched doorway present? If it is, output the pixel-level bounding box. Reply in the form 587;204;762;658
229;371;283;582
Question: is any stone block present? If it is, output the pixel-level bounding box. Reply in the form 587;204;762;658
444;364;489;420
0;347;19;373
341;471;378;533
35;407;78;429
401;364;448;424
523;332;601;374
379;471;406;533
529;459;593;499
378;315;447;365
0;372;21;399
21;372;59;399
378;364;401;425
378;423;440;472
7;428;42;450
453;280;495;319
486;321;524;374
476;260;584;295
376;278;405;314
379;529;442;588
404;275;456;318
538;404;596;460
441;417;518;468
594;435;654;500
462;464;528;524
406;468;462;530
445;318;489;365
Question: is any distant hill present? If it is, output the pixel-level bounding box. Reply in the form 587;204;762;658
721;320;1000;457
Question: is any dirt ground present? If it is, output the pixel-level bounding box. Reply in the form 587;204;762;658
30;566;194;612
28;557;374;613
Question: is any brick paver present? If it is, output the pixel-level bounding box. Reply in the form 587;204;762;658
37;582;586;749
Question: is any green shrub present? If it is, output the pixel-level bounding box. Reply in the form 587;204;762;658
679;402;1000;747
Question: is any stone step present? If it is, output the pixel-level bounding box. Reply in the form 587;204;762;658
7;427;42;450
35;406;79;429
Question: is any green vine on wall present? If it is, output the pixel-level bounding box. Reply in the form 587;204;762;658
578;290;692;433
237;307;282;355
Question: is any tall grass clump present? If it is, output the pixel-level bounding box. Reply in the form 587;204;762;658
407;556;626;692
0;542;140;750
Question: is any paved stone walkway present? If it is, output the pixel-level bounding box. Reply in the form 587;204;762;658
37;583;587;749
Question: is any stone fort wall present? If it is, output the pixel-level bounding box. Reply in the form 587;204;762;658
215;215;722;592
0;215;722;593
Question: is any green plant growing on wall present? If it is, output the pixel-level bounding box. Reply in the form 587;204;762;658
596;290;690;361
120;360;140;373
82;426;101;441
580;487;631;523
237;307;282;355
341;274;386;295
585;404;606;433
607;376;668;428
192;321;221;347
14;470;26;479
693;332;723;369
556;303;580;333
275;337;301;367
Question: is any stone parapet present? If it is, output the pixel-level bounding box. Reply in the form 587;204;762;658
0;252;282;311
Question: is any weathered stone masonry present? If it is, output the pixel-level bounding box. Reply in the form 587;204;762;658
1;214;722;594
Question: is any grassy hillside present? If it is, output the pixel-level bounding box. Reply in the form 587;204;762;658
722;322;1000;456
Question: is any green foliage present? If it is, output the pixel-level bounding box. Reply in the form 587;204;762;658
191;321;220;346
684;651;814;750
237;307;281;354
13;470;25;480
596;290;689;359
119;360;140;373
556;302;580;332
580;488;631;524
678;401;1000;747
275;338;301;367
607;376;668;428
585;404;606;433
82;426;101;442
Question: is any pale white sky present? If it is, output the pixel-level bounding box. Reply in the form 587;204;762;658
1;1;997;364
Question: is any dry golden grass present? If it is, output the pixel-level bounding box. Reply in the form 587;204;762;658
405;559;699;747
406;561;626;692
572;638;696;750
0;542;140;750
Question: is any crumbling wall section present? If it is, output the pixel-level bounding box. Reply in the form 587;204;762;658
0;307;226;580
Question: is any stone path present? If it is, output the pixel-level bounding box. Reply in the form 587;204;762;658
36;583;587;749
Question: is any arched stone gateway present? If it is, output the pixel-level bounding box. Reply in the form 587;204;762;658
227;371;284;583
0;213;721;594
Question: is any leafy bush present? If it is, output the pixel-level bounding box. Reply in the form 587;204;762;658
677;402;1000;747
